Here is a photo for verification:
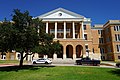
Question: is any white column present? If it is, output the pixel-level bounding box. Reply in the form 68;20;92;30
46;22;48;33
73;47;76;60
81;21;85;39
37;26;40;36
63;46;66;59
64;22;66;39
55;22;57;39
53;53;57;60
72;22;75;39
43;55;48;59
37;26;40;33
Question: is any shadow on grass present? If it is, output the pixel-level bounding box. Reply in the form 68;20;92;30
0;64;55;72
109;69;120;77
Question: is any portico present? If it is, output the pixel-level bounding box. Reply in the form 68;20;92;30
45;21;85;39
37;8;91;60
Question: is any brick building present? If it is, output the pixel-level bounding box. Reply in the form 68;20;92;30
0;8;120;61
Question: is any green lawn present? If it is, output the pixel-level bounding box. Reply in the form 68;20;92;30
0;60;19;64
0;66;119;80
0;60;28;65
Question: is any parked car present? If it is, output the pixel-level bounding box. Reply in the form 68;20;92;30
116;63;120;67
76;57;100;66
32;58;52;64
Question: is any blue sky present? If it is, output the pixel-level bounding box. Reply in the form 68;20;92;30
0;0;120;25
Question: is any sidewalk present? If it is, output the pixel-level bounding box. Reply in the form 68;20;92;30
0;64;16;67
101;61;116;66
0;61;117;68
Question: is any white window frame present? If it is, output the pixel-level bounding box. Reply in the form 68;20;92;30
115;34;120;41
114;26;120;31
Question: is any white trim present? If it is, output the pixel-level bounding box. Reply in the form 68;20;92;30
38;8;85;18
84;33;87;34
42;18;84;22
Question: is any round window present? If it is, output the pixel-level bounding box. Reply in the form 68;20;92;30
58;13;62;16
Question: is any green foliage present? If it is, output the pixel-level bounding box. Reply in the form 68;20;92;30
0;20;17;52
0;9;62;66
12;9;39;52
12;9;32;30
51;41;62;54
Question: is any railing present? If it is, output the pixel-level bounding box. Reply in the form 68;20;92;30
50;29;71;33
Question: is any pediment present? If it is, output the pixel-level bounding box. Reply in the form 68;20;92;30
38;8;85;19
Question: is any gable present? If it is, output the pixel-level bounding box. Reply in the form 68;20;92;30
38;8;85;19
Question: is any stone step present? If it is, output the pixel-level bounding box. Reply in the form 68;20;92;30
51;59;76;64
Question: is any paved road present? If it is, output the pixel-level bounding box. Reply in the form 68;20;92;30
0;60;119;68
0;63;118;68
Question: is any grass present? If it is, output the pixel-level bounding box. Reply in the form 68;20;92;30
0;60;28;65
0;60;19;65
0;66;120;80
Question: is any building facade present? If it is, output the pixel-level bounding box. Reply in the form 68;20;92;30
0;8;120;61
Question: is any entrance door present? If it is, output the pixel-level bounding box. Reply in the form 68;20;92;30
76;45;83;58
66;45;73;58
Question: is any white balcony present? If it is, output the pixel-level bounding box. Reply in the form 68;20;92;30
50;29;71;33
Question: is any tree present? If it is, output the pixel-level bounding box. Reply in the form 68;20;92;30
12;9;40;67
31;18;62;57
0;19;17;59
51;41;62;55
0;9;62;67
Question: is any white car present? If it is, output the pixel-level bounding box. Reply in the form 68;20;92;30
32;58;52;64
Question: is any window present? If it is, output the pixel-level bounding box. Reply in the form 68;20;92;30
85;45;88;50
119;34;120;41
99;38;104;43
100;48;104;54
17;54;21;59
101;56;105;60
107;46;111;52
105;28;109;33
116;45;120;52
114;26;120;31
93;48;95;53
118;56;120;59
84;34;87;40
106;36;110;42
83;25;86;30
115;34;117;41
115;34;120;41
58;13;62;16
114;26;116;31
85;45;89;53
98;30;103;34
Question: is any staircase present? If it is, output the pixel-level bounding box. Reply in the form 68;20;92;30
51;58;76;64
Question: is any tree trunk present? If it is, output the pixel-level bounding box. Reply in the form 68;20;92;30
19;52;24;67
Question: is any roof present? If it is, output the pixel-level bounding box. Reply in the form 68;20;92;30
37;8;85;19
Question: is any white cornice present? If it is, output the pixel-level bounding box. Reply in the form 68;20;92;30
38;8;85;19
